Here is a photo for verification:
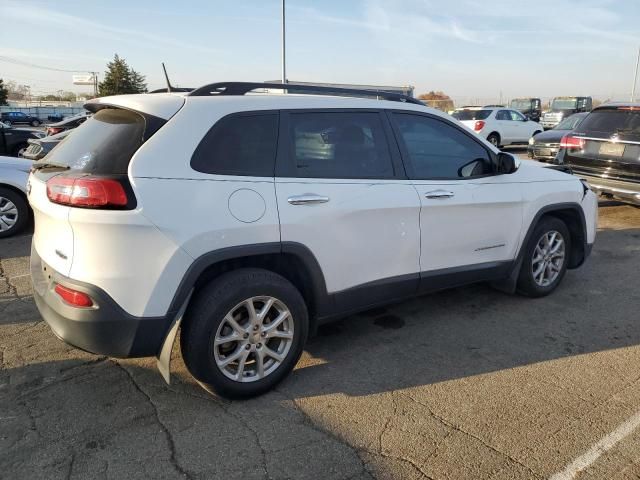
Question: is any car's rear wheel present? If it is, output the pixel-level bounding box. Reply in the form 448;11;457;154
13;143;28;157
0;187;29;238
181;268;308;399
31;119;41;127
487;133;501;148
4;120;11;127
517;217;570;297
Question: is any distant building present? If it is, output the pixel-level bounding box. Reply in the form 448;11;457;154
265;80;414;98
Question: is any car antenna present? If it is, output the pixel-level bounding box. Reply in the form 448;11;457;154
162;62;173;93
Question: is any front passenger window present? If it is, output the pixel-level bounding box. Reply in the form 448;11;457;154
393;113;493;179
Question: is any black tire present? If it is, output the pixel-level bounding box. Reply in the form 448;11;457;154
517;216;571;297
181;268;309;399
13;143;28;157
31;120;41;127
0;187;29;238
4;120;11;127
487;133;501;148
533;130;542;136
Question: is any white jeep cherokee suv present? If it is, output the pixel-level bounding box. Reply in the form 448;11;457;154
28;82;597;398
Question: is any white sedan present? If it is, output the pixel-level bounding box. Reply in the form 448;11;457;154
0;156;32;238
452;107;543;148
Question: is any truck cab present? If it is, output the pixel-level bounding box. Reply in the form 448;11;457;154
542;96;592;130
509;98;542;122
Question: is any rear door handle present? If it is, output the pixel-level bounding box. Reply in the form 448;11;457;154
287;194;330;205
424;190;455;199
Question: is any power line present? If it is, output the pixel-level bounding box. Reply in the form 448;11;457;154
0;55;93;73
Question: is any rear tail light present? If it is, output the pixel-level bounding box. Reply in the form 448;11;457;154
47;175;129;208
54;284;93;307
47;127;63;136
474;120;485;131
560;134;585;149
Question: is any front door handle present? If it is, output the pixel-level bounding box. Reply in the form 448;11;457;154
424;190;455;199
287;194;330;205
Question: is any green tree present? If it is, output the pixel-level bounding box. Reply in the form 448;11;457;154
98;54;147;96
0;79;8;106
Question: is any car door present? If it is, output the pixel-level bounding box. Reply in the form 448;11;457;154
389;112;524;288
495;110;516;144
275;109;421;314
509;109;534;142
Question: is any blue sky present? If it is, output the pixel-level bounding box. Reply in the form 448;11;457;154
1;0;639;102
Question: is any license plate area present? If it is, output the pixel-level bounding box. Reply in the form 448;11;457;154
599;142;625;157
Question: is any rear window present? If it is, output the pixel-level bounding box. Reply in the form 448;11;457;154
452;109;491;121
44;109;146;174
577;109;640;139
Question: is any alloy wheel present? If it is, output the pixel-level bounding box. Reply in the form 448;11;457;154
0;196;18;232
213;296;294;382
531;230;565;287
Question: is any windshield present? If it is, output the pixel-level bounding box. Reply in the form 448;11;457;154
577;109;640;139
551;98;578;110
510;100;532;110
44;108;146;174
555;114;585;130
452;109;492;121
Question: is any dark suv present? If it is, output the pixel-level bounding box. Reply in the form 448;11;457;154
1;111;42;127
556;103;640;205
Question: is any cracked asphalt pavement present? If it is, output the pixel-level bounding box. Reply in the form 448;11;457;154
2;200;640;479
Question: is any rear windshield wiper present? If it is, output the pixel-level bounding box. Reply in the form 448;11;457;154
31;162;70;171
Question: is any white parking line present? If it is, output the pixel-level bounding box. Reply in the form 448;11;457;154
549;410;640;480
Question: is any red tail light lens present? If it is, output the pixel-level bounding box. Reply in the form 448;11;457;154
474;120;485;131
47;127;63;136
560;134;585;149
47;176;128;208
54;284;93;307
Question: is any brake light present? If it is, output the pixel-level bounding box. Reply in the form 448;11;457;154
617;106;640;111
560;134;585;149
47;176;128;208
47;127;63;135
474;120;485;131
54;284;93;307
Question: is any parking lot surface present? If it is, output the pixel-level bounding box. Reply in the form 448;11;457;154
2;191;640;479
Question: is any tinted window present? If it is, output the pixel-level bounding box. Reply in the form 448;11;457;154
577;109;640;140
555;113;586;130
191;113;279;176
287;112;393;179
452;109;491;121
45;108;147;174
393;113;492;179
496;110;511;121
509;110;526;121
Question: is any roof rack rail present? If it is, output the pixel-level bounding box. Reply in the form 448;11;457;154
187;82;424;105
148;87;194;93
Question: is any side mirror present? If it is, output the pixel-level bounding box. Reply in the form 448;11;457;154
497;152;518;174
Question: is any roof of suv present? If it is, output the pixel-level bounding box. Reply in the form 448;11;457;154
86;91;435;121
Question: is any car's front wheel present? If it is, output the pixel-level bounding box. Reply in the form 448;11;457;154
0;187;29;238
517;217;570;297
181;268;308;399
3;120;11;127
31;119;41;127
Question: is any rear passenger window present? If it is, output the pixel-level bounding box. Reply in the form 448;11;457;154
393;113;493;179
286;112;394;179
191;113;279;176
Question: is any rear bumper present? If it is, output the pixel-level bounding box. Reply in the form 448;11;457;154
30;245;172;358
577;175;640;205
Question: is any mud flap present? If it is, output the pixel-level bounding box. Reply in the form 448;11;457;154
156;290;193;384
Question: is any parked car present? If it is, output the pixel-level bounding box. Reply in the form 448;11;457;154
46;112;91;136
1;111;42;127
22;130;71;160
0;156;31;238
556;103;640;205
452;107;543;147
0;121;46;157
510;98;542;122
28;82;597;399
528;113;589;162
541;97;592;130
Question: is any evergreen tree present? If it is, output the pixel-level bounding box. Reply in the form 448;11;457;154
0;79;8;106
98;54;147;96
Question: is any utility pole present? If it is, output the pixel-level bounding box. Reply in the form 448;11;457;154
632;47;640;102
281;0;286;85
